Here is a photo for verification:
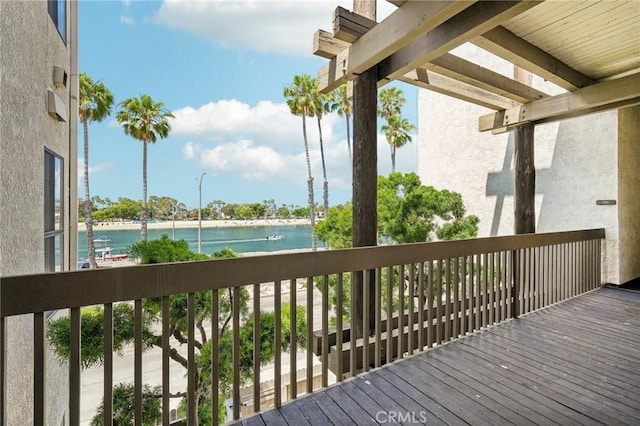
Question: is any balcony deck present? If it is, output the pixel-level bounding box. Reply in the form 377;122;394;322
237;286;640;425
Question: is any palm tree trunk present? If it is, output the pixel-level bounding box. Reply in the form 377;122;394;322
141;140;148;241
302;115;316;250
391;145;396;173
82;120;98;268
317;116;329;249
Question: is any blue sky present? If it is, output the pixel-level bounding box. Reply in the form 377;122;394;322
80;0;419;209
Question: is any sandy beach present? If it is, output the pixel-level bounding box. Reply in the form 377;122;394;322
78;218;311;232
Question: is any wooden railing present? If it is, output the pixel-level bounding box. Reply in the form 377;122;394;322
0;229;604;425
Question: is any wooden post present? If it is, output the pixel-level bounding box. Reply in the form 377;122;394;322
352;0;377;339
512;66;535;318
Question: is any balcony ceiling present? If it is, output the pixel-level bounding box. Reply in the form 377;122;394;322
501;0;640;81
314;0;640;130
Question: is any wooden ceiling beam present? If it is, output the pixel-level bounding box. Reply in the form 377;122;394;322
426;54;549;103
479;73;640;131
473;26;594;91
401;70;517;110
378;0;543;83
317;0;475;92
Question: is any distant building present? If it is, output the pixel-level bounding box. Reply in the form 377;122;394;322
418;45;639;285
0;0;78;423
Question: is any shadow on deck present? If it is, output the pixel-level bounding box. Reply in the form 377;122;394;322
236;287;640;425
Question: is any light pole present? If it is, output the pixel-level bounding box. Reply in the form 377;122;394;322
198;172;206;253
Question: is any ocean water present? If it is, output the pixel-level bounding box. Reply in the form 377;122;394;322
78;225;315;259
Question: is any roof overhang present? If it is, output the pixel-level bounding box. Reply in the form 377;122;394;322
313;0;640;130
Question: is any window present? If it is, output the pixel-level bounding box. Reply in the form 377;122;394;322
47;0;66;42
45;150;64;272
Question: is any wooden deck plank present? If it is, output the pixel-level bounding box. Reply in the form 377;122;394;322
418;353;558;425
351;372;447;425
231;288;640;425
387;359;506;426
489;322;640;382
411;354;538;426
459;336;639;424
433;342;593;426
475;329;640;407
375;367;466;426
308;391;358;425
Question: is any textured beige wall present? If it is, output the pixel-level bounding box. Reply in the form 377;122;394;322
1;1;73;424
418;45;621;284
618;105;640;283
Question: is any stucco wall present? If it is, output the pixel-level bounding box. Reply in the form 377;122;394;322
418;45;621;284
618;105;640;283
0;1;73;424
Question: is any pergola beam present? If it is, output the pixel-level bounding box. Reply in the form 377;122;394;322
473;26;593;91
318;0;475;92
479;73;640;131
378;0;543;83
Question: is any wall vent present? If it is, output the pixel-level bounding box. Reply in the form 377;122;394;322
53;66;68;88
47;89;67;122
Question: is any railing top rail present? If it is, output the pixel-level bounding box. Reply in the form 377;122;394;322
0;228;604;317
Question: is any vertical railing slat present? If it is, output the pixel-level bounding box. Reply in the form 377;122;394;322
103;303;113;426
445;260;451;341
482;253;488;327
69;307;81;426
397;264;405;358
336;274;343;381
322;275;329;387
233;286;240;420
436;260;443;345
452;257;459;339
34;312;45;426
408;264;415;355
306;277;313;394
350;271;356;378
386;267;393;362
162;296;171;426
374;268;382;368
460;257;467;336
418;262;425;349
289;279;297;399
427;261;434;348
253;283;261;412
187;293;196;425
363;270;370;373
488;253;495;326
134;299;143;426
274;281;282;408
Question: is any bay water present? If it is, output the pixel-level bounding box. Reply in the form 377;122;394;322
78;225;315;259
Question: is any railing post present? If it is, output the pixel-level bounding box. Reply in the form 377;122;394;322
511;250;520;319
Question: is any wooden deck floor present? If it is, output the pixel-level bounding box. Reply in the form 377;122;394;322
236;287;640;425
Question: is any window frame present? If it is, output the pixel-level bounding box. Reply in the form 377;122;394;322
47;0;66;43
44;149;64;272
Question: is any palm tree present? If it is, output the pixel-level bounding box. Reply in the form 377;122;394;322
377;87;406;121
284;74;317;250
331;83;353;165
311;82;333;242
381;115;415;172
378;87;414;172
116;94;174;241
79;73;114;268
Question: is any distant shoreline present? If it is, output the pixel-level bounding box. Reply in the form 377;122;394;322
77;218;311;232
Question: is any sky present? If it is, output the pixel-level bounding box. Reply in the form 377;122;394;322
80;0;419;210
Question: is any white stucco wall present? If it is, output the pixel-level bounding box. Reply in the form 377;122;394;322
418;44;623;284
0;1;75;424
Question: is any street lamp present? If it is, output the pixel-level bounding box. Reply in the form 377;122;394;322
198;172;206;253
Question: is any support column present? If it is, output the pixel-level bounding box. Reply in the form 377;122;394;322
514;123;535;234
352;0;377;339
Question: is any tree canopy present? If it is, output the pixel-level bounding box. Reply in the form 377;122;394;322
316;172;479;248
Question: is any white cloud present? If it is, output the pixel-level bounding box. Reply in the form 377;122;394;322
171;99;339;151
77;161;114;179
153;0;397;56
122;0;131;8
120;15;135;25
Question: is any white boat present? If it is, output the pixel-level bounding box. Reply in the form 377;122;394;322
93;236;111;243
96;247;128;261
266;233;284;241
